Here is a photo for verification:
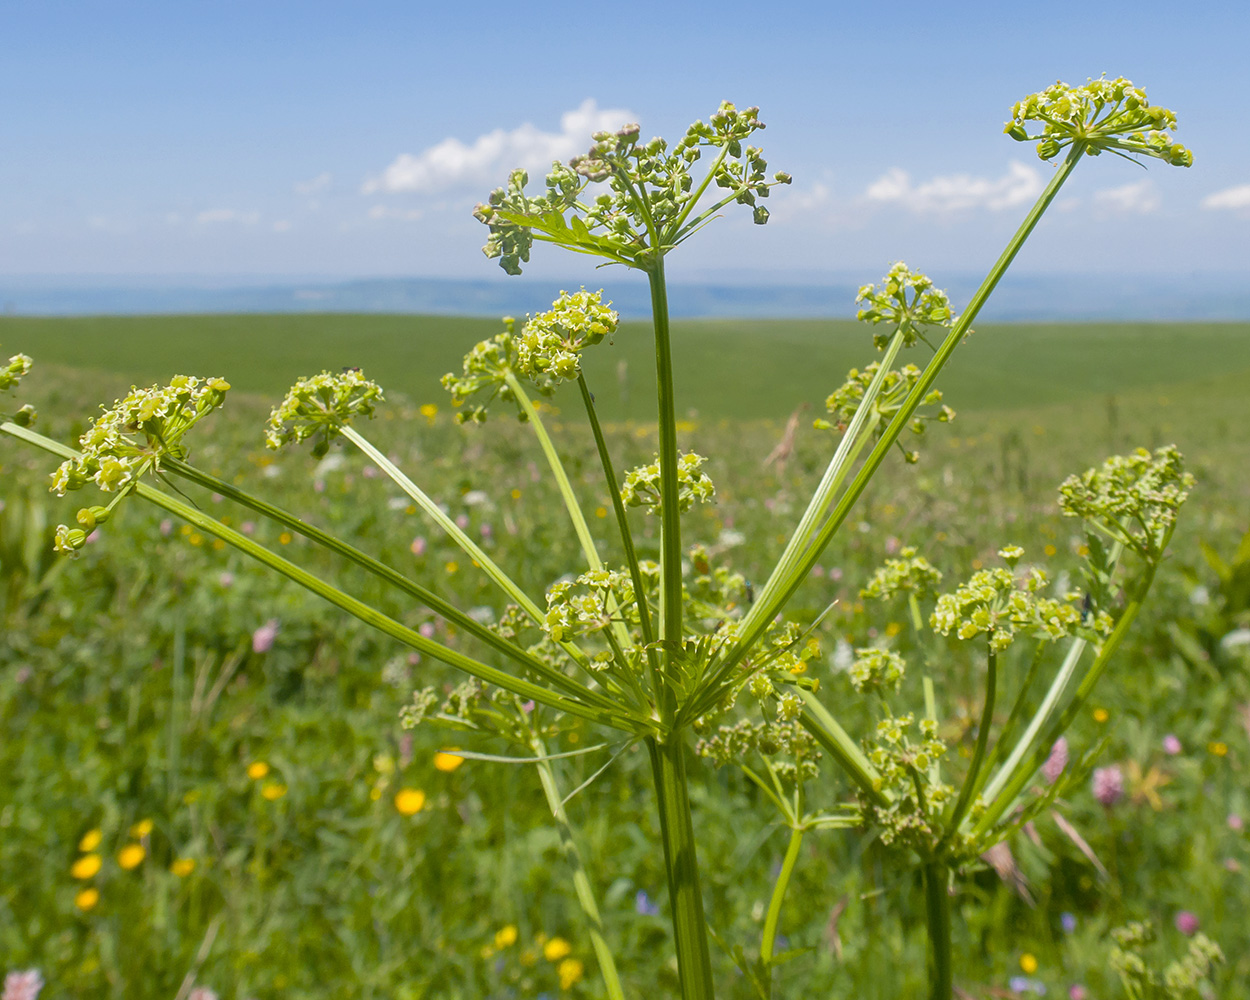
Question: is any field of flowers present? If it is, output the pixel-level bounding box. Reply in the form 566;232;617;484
1;325;1247;998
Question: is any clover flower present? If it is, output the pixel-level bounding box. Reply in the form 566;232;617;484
855;263;955;350
817;363;954;463
1;970;44;1000
1092;765;1124;806
265;369;383;456
621;452;714;513
1006;76;1193;166
1058;445;1194;561
516;288;618;383
860;546;943;601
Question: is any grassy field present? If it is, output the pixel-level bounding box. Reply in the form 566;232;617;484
4;313;1249;421
1;315;1247;998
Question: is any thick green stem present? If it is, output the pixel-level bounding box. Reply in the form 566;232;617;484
534;738;626;1000
923;862;953;1000
648;259;683;715
760;826;804;969
648;735;715;1000
715;145;1088;681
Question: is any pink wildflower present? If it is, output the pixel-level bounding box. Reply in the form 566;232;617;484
1092;765;1123;807
1174;910;1200;936
1043;737;1069;784
1229;813;1244;832
252;619;279;654
410;536;426;556
2;970;44;1000
1162;734;1182;755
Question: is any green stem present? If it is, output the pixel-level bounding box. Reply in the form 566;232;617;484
923;862;953;1000
945;648;996;837
533;737;626;1000
1;422;637;732
648;734;715;1000
578;374;660;681
161;457;618;712
715;144;1088;679
508;372;640;687
972;547;1162;837
760;826;804;968
648;259;683;714
797;688;887;807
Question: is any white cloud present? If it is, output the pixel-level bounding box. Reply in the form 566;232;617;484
865;161;1043;213
295;172;331;196
1093;179;1160;214
196;208;260;225
362;99;634;195
368;205;423;222
273;220;292;232
1201;183;1250;211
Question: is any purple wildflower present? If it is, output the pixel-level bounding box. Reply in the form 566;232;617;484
251;619;279;654
635;890;660;917
1092;765;1123;807
1174;910;1200;936
1043;737;1069;784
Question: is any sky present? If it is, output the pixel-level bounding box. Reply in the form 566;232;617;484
2;0;1248;292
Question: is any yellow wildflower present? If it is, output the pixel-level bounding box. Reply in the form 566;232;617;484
495;925;518;948
1209;741;1229;757
543;937;572;962
279;531;293;545
444;560;458;574
595;506;607;519
558;958;584;989
420;403;438;422
130;818;153;838
394;788;426;815
71;854;102;879
261;781;287;800
1020;953;1038;975
1092;707;1109;724
434;751;464;772
75;887;100;911
78;829;102;852
247;761;270;780
117;844;145;870
170;858;196;877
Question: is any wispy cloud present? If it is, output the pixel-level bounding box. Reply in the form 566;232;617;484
196;208;260;225
1201;183;1250;212
1093;179;1159;214
362;99;634;195
295;172;332;196
367;205;423;222
865;161;1043;213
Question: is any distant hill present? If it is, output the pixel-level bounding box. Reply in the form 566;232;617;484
2;271;1248;321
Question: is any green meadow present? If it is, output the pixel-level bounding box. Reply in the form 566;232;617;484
2;313;1247;997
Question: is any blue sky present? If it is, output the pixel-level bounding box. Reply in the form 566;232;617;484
2;0;1247;290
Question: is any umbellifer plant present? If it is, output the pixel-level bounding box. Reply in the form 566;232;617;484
0;77;1204;999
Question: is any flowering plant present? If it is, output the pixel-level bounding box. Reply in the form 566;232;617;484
0;79;1204;1000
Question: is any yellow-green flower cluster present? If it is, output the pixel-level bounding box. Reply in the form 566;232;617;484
441;323;557;423
1058;445;1194;561
544;567;637;648
860;712;954;852
848;647;906;695
1;349;36;426
696;718;821;783
1;350;32;392
855;263;955;350
52;376;230;497
265;369;384;456
1006;76;1193;167
621;452;714;513
1109;921;1223;1000
860;546;943;601
516;288;618;383
816;362;954;463
474;101;791;274
930;548;1096;652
